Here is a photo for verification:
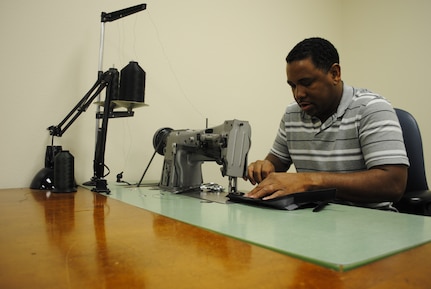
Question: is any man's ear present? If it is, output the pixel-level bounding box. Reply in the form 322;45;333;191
329;63;341;84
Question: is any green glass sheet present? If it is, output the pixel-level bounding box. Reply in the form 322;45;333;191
107;185;431;271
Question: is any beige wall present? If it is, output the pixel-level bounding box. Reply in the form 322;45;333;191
0;0;429;190
340;0;431;187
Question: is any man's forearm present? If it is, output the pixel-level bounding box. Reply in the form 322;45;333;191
306;165;407;203
265;153;290;172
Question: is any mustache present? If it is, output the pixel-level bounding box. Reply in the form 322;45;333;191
296;98;312;106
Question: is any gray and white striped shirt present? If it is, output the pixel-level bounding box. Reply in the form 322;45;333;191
270;83;409;209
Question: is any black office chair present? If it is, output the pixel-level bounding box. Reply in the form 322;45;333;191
393;108;431;216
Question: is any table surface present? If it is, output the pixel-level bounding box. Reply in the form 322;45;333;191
108;184;431;271
1;187;431;289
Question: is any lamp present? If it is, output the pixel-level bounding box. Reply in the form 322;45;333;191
30;145;62;190
31;4;147;193
31;62;146;193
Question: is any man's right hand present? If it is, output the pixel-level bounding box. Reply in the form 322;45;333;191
246;159;276;185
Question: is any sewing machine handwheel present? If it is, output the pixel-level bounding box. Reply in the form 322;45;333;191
153;127;173;155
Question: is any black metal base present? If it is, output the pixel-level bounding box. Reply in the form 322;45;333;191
91;178;110;194
82;177;97;187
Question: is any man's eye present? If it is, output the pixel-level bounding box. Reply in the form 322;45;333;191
300;79;313;87
287;81;295;89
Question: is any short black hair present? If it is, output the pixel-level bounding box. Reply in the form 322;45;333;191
286;37;339;72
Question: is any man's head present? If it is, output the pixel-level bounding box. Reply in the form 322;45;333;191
286;37;339;72
285;37;343;122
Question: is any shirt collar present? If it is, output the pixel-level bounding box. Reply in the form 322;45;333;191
336;82;353;118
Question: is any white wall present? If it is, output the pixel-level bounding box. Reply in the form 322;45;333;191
1;0;428;191
340;0;431;183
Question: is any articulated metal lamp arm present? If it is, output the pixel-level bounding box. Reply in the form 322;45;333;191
101;4;147;23
47;71;113;137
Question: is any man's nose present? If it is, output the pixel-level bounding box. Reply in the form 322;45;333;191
294;86;306;100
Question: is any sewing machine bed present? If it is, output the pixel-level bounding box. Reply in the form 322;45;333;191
183;188;337;211
183;190;231;204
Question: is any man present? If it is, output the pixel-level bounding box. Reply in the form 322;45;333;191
246;37;409;209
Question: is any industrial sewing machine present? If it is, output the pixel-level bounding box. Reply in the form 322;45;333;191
153;119;251;193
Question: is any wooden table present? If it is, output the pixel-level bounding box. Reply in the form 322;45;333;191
1;187;430;289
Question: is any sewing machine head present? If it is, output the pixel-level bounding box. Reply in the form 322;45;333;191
153;119;251;193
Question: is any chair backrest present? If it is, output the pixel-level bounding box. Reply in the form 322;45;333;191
395;108;429;192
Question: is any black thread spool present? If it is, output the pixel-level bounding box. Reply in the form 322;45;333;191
119;61;146;103
53;150;77;193
109;68;120;101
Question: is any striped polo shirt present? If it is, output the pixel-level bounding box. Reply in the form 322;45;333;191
270;84;409;209
271;83;409;172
